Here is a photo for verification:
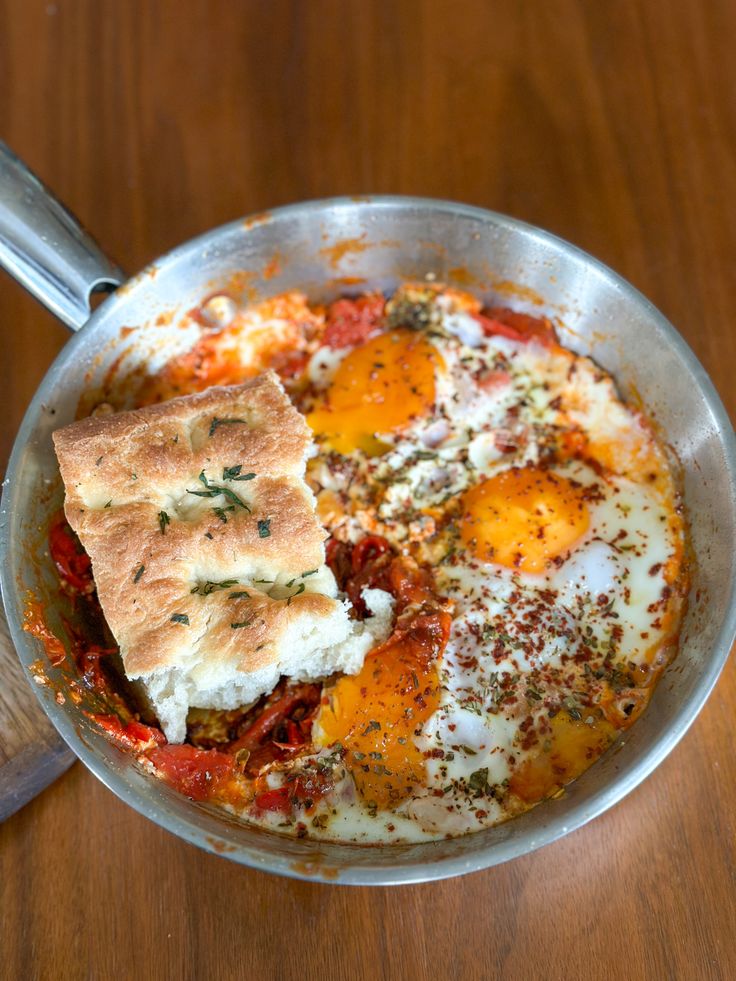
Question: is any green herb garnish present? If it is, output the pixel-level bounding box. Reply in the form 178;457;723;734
190;579;239;596
222;464;257;481
158;510;170;534
228;590;251;600
133;564;145;583
231;620;253;629
468;768;489;794
187;470;250;511
257;518;271;538
286;583;305;605
212;505;235;523
170;613;189;625
209;417;247;438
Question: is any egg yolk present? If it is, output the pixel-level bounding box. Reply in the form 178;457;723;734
307;329;443;455
508;712;616;804
316;637;440;809
459;466;589;573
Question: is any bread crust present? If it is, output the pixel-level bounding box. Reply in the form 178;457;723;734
53;372;339;680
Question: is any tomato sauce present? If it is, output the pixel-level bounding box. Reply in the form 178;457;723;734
39;511;447;820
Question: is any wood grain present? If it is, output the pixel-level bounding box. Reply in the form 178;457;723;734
0;609;74;819
1;1;735;979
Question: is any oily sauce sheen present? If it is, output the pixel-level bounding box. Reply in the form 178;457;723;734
32;282;688;844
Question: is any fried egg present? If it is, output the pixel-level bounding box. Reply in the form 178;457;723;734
148;283;686;844
296;284;686;842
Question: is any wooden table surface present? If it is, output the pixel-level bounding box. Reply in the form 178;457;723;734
2;1;735;978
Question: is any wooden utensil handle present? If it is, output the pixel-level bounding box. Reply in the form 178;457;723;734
0;601;75;821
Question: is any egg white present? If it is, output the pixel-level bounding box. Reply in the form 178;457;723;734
297;290;684;842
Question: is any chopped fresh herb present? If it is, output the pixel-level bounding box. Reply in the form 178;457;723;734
133;564;145;583
413;450;437;460
228;590;251;600
222;464;256;481
170;613;189;625
300;569;318;578
130;473;138;481
190;579;239;596
362;720;381;736
158;510;170;534
286;583;305;606
468;768;489;794
285;578;296;588
187;470;250;511
257;518;271;538
212;505;235;523
231;620;253;629
209;417;247;438
254;578;274;584
563;695;583;721
204;532;213;540
95;456;103;466
103;500;112;509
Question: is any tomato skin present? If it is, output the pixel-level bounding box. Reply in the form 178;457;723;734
149;744;237;802
322;294;385;349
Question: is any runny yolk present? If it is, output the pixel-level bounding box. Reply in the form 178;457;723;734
316;637;440;809
307;329;443;455
459;466;590;573
508;712;616;804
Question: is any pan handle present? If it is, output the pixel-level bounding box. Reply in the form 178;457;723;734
0;142;125;332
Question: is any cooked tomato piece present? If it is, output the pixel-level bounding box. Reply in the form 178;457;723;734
270;349;310;381
325;538;355;591
90;714;165;752
149;744;238;802
49;515;94;594
351;534;392;573
475;307;557;346
322;294;385;349
253;787;291;814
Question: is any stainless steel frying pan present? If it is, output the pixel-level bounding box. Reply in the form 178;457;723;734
1;142;734;884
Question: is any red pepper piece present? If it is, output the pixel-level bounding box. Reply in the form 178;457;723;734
228;683;321;754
